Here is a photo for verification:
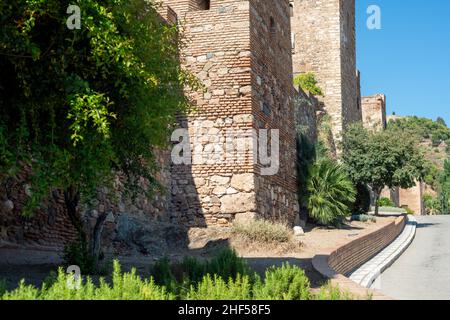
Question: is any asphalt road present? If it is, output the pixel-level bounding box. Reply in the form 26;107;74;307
380;215;450;300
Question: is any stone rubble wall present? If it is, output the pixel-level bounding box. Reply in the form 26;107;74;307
0;148;176;257
250;0;299;225
294;87;319;143
291;0;361;145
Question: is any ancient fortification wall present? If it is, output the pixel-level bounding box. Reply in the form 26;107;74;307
1;0;368;258
362;94;387;131
170;0;299;227
291;0;361;143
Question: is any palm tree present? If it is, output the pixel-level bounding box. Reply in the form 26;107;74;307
307;158;356;226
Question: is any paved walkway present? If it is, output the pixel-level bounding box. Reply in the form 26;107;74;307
380;215;450;300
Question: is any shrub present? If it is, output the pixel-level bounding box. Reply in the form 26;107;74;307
2;262;174;300
150;257;177;288
313;283;354;300
378;197;395;207
293;73;323;96
63;240;96;275
253;264;311;300
1;260;359;300
184;274;253;300
0;279;7;297
232;219;292;243
151;249;253;291
307;158;356;226
424;193;442;215
206;249;252;282
63;238;113;276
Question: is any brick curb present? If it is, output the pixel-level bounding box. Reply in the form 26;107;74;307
349;215;417;288
312;215;408;300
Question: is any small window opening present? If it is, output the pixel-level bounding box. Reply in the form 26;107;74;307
289;3;294;17
202;0;211;10
269;17;276;34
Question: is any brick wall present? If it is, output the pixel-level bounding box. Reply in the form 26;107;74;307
250;0;299;224
312;215;406;300
167;0;300;227
329;216;406;275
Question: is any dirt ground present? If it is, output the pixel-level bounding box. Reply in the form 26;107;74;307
0;216;395;290
232;216;396;287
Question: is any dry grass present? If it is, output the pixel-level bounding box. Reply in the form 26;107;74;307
232;219;292;244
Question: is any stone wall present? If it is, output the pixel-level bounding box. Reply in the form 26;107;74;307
294;87;319;143
0;7;181;257
0;148;177;257
169;0;299;227
362;94;387;131
1;0;311;257
250;0;299;225
399;181;425;215
291;0;361;144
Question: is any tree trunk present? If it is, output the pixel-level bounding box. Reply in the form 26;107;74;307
91;212;107;264
63;186;86;244
374;189;381;216
63;186;108;270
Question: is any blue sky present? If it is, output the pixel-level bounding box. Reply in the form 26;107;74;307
356;0;450;125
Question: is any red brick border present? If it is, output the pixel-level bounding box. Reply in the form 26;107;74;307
312;215;407;300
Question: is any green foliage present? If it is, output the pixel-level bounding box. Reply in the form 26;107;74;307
185;274;253;300
314;283;355;300
388;117;450;145
2;262;174;300
0;279;6;297
150;257;177;288
293;73;323;96
0;0;198;216
378;197;395;207
388;116;450;148
424;193;442;215
63;239;112;275
151;249;253;291
296;133;316;209
343;124;426;214
253;264;311;300
63;240;96;275
307;158;356;226
438;159;450;214
1;259;356;300
232;219;292;243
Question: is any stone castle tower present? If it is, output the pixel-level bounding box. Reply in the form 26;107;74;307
290;0;362;143
162;0;300;227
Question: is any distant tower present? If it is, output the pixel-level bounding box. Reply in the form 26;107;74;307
362;94;387;131
291;0;362;143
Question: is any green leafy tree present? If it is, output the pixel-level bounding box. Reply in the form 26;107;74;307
343;124;426;215
0;0;198;266
438;159;450;214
